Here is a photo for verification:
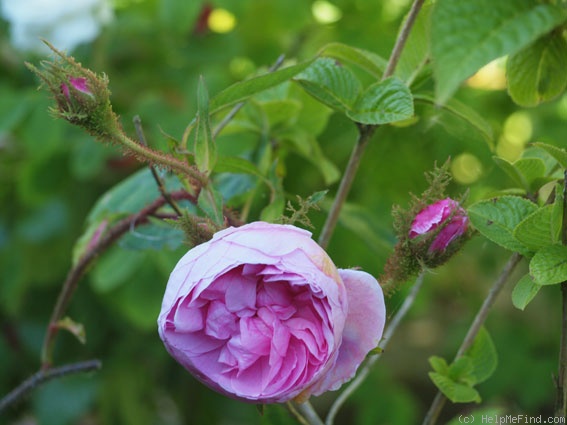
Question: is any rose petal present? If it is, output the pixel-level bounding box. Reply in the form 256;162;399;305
308;269;385;396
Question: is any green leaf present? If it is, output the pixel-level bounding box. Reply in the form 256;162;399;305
91;247;146;293
468;196;538;255
512;273;542;310
514;205;557;251
194;77;216;176
507;32;567;107
260;194;285;223
530;245;567;285
428;372;481;404
198;184;224;226
448;357;476;386
493;156;528;189
209;60;315;114
533;142;567;169
215;156;269;182
294;58;362;113
87;168;183;223
552;182;565;240
414;93;493;144
465;327;498;384
119;217;185;251
395;3;432;84
261;99;302;129
346;76;414;125
431;0;567;104
429;356;450;375
494;156;547;193
318;42;387;79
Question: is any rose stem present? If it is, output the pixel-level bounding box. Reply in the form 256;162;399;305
290;401;325;425
317;0;425;250
421;252;523;425
325;272;426;425
133;115;183;217
0;359;101;412
555;170;567;417
40;191;196;368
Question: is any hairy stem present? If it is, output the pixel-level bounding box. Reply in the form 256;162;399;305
112;126;206;186
40;191;196;368
133;115;183;217
326;272;426;425
0;359;101;412
422;252;523;425
317;0;425;249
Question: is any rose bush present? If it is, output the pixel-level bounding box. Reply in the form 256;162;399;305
157;221;386;403
409;198;468;253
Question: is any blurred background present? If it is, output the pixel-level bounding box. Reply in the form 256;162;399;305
0;0;565;424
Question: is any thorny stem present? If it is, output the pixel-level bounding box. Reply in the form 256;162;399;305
212;54;286;139
112;127;207;186
554;170;567;417
326;272;426;425
0;359;101;412
422;252;523;425
317;0;425;249
133;115;183;217
40;191;196;368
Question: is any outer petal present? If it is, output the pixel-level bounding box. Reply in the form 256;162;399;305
308;269;385;396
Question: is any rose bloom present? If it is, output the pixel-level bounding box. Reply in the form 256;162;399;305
409;198;468;252
1;0;112;54
158;222;386;403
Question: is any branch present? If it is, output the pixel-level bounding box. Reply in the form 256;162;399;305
40;190;196;368
422;252;523;425
317;0;425;249
325;272;425;425
0;359;101;413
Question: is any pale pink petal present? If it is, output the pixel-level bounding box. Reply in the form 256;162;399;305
308;269;385;396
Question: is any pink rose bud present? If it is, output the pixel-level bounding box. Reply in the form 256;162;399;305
409;198;468;252
157;222;386;403
61;77;92;101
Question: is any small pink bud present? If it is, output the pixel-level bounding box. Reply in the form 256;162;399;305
69;77;91;95
409;198;468;252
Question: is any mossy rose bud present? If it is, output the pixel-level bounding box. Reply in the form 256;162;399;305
409;198;468;253
157;222;386;403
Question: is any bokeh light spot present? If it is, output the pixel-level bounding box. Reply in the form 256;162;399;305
467;58;507;90
496;111;533;161
312;1;342;24
451;153;483;184
208;8;236;33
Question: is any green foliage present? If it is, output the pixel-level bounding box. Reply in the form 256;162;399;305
431;0;567;104
530;245;567;286
467;196;538;256
507;32;567;107
346;77;414;125
428;328;498;403
318;42;386;79
512;274;541;310
194;77;216;176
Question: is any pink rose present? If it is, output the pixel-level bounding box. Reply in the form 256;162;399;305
409;198;468;252
157;222;386;403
